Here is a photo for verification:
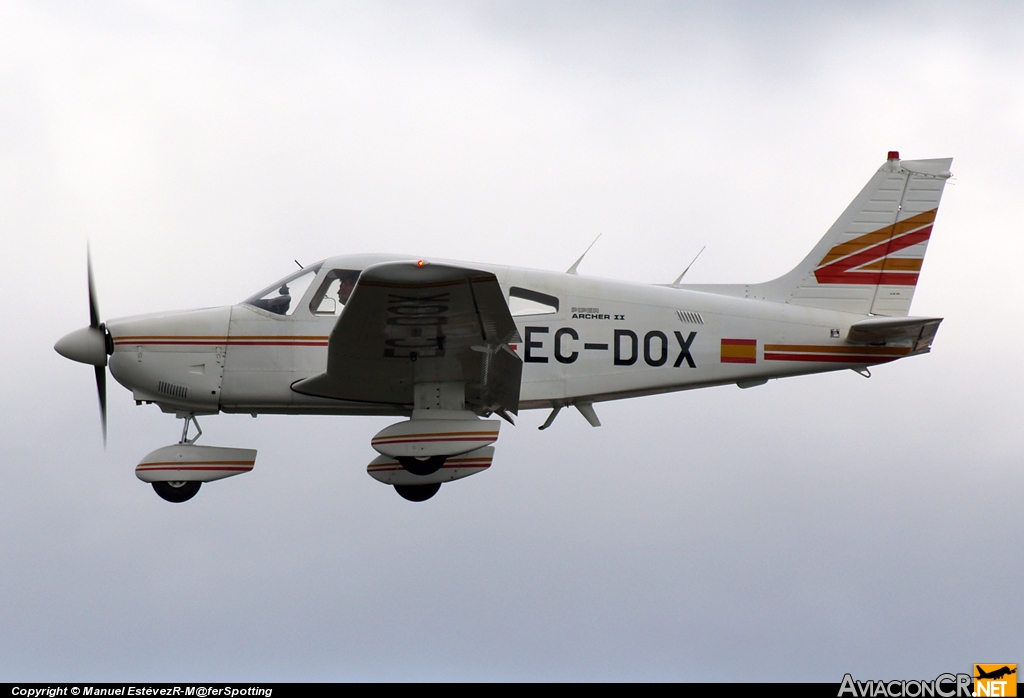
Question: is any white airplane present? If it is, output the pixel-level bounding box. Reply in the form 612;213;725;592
55;152;952;503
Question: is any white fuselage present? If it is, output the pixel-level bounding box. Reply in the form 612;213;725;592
105;253;903;418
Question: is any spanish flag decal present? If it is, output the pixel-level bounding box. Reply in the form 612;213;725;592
721;338;757;364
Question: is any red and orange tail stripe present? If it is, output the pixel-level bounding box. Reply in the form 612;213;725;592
814;208;936;286
113;335;329;347
721;338;757;364
764;344;910;364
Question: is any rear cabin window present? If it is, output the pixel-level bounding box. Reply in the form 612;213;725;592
509;287;559;317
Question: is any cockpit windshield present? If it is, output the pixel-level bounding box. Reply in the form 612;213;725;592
243;263;323;316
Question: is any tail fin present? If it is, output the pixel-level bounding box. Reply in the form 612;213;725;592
691;153;952;316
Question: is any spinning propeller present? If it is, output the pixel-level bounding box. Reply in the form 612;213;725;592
54;247;113;445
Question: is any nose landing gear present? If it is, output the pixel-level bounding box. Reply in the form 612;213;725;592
179;413;203;445
137;413;258;503
394;483;442;502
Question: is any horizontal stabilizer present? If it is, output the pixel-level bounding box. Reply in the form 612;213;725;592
846;316;942;354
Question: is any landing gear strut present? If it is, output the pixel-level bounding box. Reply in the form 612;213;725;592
180;413;202;444
394;483;441;502
152;480;202;503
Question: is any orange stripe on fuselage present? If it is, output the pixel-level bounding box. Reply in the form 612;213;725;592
763;343;911;364
763;344;909;355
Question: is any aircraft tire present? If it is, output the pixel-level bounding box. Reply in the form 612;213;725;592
396;455;446;476
394;483;441;502
152;480;202;503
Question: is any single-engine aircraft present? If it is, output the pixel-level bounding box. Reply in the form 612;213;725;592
55;152;952;502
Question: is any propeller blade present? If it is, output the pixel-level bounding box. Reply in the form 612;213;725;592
87;244;100;329
87;245;107;446
95;364;107;447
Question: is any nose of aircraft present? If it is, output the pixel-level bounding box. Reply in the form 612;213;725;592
55;326;109;366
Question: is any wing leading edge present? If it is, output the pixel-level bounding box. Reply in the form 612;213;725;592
292;261;522;416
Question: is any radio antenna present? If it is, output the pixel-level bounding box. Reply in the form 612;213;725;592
671;246;705;287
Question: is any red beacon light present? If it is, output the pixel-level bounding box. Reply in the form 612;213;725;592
416;260;426;267
887;150;900;160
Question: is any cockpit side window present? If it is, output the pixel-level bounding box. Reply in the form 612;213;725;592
244;264;323;316
508;287;559;316
309;269;361;316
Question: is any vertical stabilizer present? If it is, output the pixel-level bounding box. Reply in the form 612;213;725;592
687;153;952;316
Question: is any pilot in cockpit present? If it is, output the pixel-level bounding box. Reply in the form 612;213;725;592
337;275;356;305
247;265;358;317
298;268;360;316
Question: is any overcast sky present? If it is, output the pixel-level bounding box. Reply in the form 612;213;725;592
2;0;1022;681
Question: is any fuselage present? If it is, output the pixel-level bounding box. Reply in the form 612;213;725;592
104;253;910;418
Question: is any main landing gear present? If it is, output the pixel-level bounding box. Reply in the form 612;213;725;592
397;455;446;476
394;456;445;500
394;483;442;502
369;401;500;502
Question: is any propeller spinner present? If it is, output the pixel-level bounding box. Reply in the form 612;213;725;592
54;247;113;444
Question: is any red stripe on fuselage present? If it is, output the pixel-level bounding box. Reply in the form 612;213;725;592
113;335;328;348
763;352;900;364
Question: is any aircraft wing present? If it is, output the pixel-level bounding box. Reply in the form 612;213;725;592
846;316;942;354
292;261;522;416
